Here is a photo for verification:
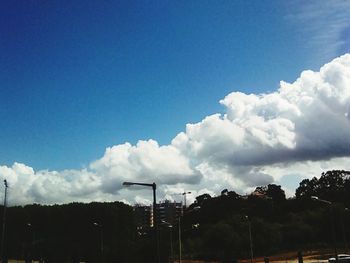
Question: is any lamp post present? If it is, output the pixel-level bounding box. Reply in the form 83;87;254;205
93;222;104;261
245;216;253;263
178;216;182;263
123;182;160;263
161;220;174;263
311;196;332;205
25;223;34;263
341;208;349;250
311;196;338;263
1;179;8;263
178;205;200;263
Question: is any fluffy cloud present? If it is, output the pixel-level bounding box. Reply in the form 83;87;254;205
0;163;102;205
169;54;350;193
90;140;201;194
176;54;350;166
1;54;350;205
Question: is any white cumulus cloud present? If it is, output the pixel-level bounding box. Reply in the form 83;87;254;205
1;54;350;205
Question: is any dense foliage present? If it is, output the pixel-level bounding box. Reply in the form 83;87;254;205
0;202;142;263
181;170;350;262
0;170;349;263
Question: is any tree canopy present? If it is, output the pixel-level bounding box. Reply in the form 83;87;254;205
1;170;349;263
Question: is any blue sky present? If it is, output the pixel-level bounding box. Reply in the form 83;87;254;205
0;0;315;170
1;1;350;204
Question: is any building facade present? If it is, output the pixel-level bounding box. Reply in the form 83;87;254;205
133;200;182;230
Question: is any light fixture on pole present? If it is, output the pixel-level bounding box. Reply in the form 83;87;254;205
161;220;174;263
245;215;253;263
123;181;160;263
311;196;332;205
178;205;200;263
25;223;34;263
1;179;8;263
311;196;338;263
178;216;182;263
93;222;104;261
341;208;349;249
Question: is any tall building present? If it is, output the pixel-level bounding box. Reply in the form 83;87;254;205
155;200;182;225
133;200;182;230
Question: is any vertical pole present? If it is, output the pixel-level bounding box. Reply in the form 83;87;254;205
248;220;253;263
340;210;348;250
152;183;160;263
330;206;338;263
93;222;103;262
100;227;104;262
26;223;33;263
179;216;182;263
1;180;8;263
170;227;173;263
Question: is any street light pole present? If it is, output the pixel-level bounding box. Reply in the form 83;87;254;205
245;216;253;263
169;226;173;263
341;208;348;250
123;182;160;263
161;220;174;263
311;196;331;205
178;216;182;263
25;223;34;263
151;183;161;263
311;196;338;263
93;222;104;261
178;205;200;263
1;180;8;263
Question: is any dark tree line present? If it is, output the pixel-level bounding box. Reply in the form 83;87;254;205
180;170;350;262
0;170;349;263
0;202;143;263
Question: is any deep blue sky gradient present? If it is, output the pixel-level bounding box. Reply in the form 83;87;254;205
0;1;339;170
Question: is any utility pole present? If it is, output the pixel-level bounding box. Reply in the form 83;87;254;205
1;180;9;263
